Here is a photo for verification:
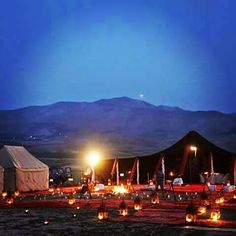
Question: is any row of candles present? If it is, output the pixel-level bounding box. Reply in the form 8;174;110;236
2;187;236;223
185;190;231;223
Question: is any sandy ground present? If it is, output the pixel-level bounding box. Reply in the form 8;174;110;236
0;207;236;236
1;185;236;236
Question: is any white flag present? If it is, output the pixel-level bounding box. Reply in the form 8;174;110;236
161;155;165;183
210;153;214;175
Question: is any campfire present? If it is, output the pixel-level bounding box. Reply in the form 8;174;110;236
113;184;128;195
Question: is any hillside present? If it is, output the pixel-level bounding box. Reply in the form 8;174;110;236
0;97;236;156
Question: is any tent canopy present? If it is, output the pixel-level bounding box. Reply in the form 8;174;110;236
141;131;236;183
96;131;236;184
0;145;49;192
0;145;48;170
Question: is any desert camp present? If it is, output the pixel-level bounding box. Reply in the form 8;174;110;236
0;132;236;234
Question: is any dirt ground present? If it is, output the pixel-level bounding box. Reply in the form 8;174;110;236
1;185;236;236
0;207;235;236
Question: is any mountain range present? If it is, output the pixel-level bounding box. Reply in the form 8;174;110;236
0;97;236;156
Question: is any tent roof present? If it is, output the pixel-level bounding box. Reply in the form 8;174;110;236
141;130;236;178
150;130;236;158
0;145;48;169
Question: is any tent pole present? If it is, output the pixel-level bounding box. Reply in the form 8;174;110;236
116;160;119;186
179;146;190;177
136;158;140;185
234;158;236;185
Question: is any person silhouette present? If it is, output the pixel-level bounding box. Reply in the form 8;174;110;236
155;170;164;197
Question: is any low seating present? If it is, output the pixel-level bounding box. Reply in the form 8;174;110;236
172;177;183;186
223;185;235;193
199;173;229;184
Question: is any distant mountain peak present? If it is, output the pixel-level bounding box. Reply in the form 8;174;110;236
94;96;156;109
156;105;184;112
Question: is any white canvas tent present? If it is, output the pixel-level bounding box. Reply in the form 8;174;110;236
0;145;49;192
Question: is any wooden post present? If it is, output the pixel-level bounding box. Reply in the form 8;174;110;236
137;158;140;185
116;160;119;186
179;146;190;177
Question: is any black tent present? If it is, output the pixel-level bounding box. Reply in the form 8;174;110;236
142;131;236;183
96;131;236;184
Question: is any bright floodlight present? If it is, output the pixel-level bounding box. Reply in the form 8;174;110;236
190;145;197;157
88;151;100;166
190;146;197;151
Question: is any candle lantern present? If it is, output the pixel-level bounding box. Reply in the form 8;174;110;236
233;190;236;199
149;179;154;186
185;203;197;223
14;190;20;197
197;204;207;215
2;191;7;198
48;187;54;193
219;196;224;204
119;200;128;216
98;200;108;220
150;191;159;204
215;195;224;205
68;194;76;205
133;196;142;211
6;194;14;205
210;206;221;221
215;197;221;204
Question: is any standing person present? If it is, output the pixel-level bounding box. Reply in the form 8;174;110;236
155;170;165;197
79;167;93;199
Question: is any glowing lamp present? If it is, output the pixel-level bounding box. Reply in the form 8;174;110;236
190;146;197;157
119;200;128;216
48;187;54;193
98;202;108;220
87;151;101;182
108;179;111;186
185;214;197;223
185;203;197;223
190;146;197;151
150;191;159;204
14;191;20;197
6;196;14;205
113;184;128;195
149;179;154;186
68;177;74;182
133;196;142;211
169;171;174;177
88;152;100;166
215;196;224;204
68;194;76;205
219;197;224;204
43;220;49;225
2;191;7;198
197;205;206;215
233;191;236;199
210;209;221;221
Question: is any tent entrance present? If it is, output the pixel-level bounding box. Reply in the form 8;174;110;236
4;168;16;192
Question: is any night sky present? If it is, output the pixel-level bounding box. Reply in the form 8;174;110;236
1;0;236;112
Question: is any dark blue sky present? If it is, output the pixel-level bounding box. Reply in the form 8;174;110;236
1;0;236;112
